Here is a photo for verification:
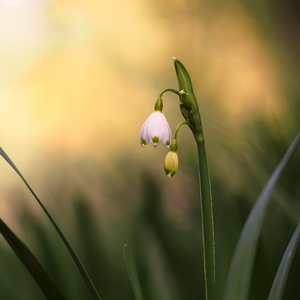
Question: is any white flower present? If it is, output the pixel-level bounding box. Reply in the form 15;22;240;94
140;111;172;148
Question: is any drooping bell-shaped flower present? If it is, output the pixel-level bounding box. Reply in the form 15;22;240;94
140;111;172;148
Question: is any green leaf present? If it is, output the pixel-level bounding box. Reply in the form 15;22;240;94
0;148;102;300
123;244;145;300
0;218;67;300
268;223;300;300
223;132;300;300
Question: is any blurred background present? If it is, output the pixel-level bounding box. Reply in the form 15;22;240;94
0;0;300;299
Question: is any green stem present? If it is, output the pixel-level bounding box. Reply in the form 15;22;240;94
197;139;215;300
174;121;193;140
159;88;181;97
173;58;215;299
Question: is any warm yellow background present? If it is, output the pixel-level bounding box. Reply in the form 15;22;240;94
0;0;285;219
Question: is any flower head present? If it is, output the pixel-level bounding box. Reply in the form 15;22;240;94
140;111;172;148
164;151;178;177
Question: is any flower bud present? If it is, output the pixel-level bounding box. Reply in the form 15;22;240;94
164;151;178;177
173;58;202;136
179;90;192;108
179;103;191;120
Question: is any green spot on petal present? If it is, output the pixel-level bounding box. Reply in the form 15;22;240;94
152;136;159;145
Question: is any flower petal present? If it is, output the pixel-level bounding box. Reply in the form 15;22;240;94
140;111;172;148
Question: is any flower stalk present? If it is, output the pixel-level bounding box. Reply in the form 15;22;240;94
173;58;215;300
139;58;215;299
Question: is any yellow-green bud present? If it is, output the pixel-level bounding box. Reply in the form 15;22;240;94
164;151;179;177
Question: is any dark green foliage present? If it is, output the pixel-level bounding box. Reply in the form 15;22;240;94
0;218;67;300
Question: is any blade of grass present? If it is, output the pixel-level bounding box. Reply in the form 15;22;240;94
0;148;101;300
223;132;300;300
0;218;67;300
123;244;145;300
268;223;300;300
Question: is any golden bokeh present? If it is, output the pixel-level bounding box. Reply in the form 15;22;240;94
0;0;285;192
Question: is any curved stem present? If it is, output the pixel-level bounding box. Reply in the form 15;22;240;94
159;88;181;97
174;121;193;140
